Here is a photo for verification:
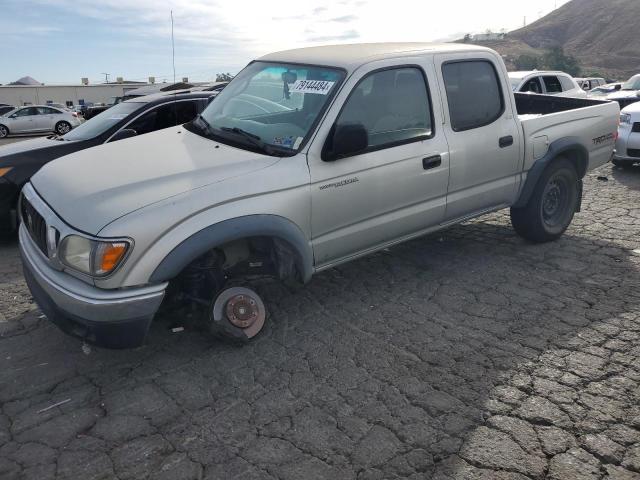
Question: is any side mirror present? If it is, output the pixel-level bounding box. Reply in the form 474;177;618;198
110;128;137;142
326;123;368;161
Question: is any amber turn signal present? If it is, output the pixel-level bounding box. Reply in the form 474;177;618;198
96;242;128;275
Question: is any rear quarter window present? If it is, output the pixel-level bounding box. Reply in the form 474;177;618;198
558;75;576;91
442;60;504;132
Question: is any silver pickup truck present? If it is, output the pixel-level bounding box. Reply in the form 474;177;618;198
19;43;619;348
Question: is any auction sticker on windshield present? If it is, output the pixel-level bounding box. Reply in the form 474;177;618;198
289;80;335;95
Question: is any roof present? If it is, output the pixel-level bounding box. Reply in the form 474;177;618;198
508;71;570;79
123;90;217;104
258;42;493;71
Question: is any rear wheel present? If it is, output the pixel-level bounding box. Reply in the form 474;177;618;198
55;121;71;135
511;158;579;243
0;125;8;138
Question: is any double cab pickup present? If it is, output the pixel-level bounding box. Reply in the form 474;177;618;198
18;43;619;348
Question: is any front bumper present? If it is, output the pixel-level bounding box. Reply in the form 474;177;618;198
19;224;167;348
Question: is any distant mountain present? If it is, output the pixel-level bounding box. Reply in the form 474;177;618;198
466;0;640;80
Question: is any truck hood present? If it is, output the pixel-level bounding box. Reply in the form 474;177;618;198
31;126;279;234
0;136;70;158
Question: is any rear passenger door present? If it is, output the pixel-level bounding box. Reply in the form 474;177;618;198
36;107;59;131
308;61;450;266
434;53;521;221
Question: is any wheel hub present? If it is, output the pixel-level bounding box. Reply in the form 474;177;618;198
226;294;259;328
542;177;568;226
212;286;266;339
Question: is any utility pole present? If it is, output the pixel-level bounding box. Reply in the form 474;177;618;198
101;72;110;83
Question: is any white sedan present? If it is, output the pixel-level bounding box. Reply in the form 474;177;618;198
0;105;81;138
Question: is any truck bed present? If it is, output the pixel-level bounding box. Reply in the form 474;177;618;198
514;93;620;174
514;92;608;116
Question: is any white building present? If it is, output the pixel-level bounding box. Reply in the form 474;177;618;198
0;83;150;107
472;32;507;42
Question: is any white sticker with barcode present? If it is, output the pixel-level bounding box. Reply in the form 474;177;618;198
289;80;335;95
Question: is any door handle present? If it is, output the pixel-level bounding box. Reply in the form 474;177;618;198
422;155;442;170
499;135;514;148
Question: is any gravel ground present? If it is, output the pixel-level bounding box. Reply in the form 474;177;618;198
0;162;639;479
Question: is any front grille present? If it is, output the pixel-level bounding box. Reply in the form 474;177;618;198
628;149;640;158
21;196;48;256
632;122;640;133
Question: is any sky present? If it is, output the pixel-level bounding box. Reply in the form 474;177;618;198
1;0;571;85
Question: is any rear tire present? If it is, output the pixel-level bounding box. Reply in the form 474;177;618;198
55;121;71;135
0;125;8;138
511;158;579;243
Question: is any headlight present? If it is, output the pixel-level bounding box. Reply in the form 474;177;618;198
59;235;130;276
620;113;632;125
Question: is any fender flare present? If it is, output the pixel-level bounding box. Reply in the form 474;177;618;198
149;215;314;283
513;136;588;209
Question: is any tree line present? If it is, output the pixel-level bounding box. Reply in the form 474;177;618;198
515;47;581;76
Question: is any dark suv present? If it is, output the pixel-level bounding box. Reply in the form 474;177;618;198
0;90;219;234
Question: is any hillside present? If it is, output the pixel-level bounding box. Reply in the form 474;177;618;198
470;0;640;80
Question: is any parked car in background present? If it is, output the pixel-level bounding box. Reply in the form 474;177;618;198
509;71;587;98
0;105;15;116
575;77;606;91
71;104;88;117
17;43;618;348
0;105;81;138
587;82;622;98
613;101;640;168
607;74;640;109
83;96;123;120
0;91;218;234
48;103;72;111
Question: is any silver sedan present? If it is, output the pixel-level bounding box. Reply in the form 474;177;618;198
0;105;81;138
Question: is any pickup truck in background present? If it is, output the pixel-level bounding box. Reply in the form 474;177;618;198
18;43;619;348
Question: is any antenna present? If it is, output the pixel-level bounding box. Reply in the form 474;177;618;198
171;10;178;126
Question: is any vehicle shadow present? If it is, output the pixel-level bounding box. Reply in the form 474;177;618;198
0;214;637;478
610;161;640;191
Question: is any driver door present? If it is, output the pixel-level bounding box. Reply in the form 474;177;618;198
307;59;450;267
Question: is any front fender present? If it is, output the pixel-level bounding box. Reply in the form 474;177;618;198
149;214;314;283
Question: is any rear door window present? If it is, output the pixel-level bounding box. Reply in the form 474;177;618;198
442;60;504;131
543;76;563;93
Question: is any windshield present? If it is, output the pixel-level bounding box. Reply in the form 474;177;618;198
622;75;640;91
62;102;143;141
194;61;345;155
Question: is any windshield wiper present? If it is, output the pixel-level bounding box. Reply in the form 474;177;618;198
219;126;292;156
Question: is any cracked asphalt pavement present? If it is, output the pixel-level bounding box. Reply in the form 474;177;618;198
1;161;640;479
